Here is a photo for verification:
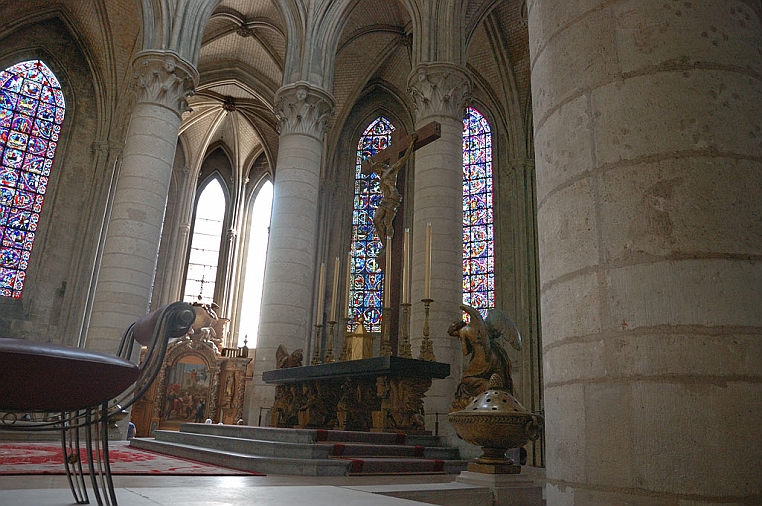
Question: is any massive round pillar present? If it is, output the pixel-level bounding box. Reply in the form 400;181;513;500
528;1;762;503
407;63;472;415
249;81;334;417
86;51;197;352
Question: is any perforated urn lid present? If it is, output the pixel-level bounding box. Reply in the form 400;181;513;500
465;374;528;413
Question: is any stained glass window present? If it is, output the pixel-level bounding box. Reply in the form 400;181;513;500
184;177;226;305
0;60;65;298
462;107;494;318
348;117;395;332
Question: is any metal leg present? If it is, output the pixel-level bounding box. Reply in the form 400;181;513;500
62;411;89;504
85;410;105;506
98;404;118;505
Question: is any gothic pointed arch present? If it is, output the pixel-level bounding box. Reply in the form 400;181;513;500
183;172;229;304
0;59;65;298
237;176;273;348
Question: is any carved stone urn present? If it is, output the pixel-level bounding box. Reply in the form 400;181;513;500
449;374;543;474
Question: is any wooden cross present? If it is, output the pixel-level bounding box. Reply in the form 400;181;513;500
361;121;441;175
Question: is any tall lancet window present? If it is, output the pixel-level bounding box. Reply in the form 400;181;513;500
238;179;273;348
348;116;395;332
462;106;494;317
0;60;65;298
184;176;226;305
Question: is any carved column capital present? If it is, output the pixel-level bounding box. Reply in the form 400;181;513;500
274;81;335;139
407;63;472;121
131;50;199;118
507;157;535;172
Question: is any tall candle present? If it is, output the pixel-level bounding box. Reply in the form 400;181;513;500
344;252;352;319
384;235;392;307
402;228;410;304
424;222;432;299
330;256;339;321
316;262;326;325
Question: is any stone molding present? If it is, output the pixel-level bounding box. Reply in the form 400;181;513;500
91;139;124;158
131;50;199;118
274;81;335;139
408;62;472;121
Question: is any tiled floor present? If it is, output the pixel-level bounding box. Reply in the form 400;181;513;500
0;472;476;505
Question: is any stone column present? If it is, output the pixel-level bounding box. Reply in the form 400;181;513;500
407;63;472;414
86;51;197;352
249;82;334;417
528;1;761;503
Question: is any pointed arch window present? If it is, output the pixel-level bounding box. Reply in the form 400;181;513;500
462;106;494;317
348;116;395;332
184;177;226;305
238;179;273;348
0;60;65;298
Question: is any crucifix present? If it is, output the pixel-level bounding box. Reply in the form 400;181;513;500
361;121;441;260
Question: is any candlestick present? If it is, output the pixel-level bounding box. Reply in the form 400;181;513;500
380;306;392;357
324;320;336;363
399;302;412;358
344;251;352;320
384;235;392;308
419;298;436;361
316;262;326;325
330;256;339;322
424;223;432;299
311;324;323;365
402;228;410;304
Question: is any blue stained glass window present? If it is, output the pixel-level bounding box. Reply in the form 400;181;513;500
348;117;395;332
463;107;494;318
0;60;65;298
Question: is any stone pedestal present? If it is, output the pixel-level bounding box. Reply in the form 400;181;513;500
456;471;543;506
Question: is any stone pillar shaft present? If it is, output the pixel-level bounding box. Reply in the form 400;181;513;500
86;51;197;352
250;81;334;415
407;63;472;413
528;0;762;503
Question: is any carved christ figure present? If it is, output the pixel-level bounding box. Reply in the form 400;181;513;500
370;132;418;255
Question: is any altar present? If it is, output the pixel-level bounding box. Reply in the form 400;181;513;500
262;357;449;433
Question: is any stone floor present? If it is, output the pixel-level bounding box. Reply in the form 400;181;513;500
0;473;491;505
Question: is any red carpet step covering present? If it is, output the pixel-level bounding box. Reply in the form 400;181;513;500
0;441;263;476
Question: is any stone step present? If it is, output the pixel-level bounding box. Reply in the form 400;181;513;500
318;442;460;460
132;424;468;476
340;456;446;475
153;429;333;459
129;438;350;476
178;423;447;447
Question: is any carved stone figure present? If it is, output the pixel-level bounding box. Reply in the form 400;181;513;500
275;344;303;368
449;304;522;412
190;300;229;354
373;375;429;432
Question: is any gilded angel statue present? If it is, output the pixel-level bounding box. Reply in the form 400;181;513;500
448;304;522;411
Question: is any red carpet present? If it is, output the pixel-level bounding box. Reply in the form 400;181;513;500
0;441;263;476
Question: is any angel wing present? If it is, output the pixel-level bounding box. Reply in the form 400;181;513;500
485;309;522;351
459;304;486;327
275;344;288;368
